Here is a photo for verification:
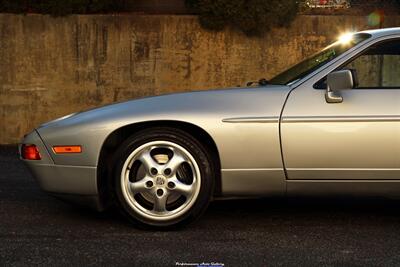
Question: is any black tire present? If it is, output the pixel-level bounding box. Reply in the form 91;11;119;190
112;127;215;229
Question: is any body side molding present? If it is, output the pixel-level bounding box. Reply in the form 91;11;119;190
222;116;279;123
283;115;400;123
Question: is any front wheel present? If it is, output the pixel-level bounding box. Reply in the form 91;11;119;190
113;127;215;229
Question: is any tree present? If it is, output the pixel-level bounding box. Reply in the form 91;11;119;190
186;0;299;36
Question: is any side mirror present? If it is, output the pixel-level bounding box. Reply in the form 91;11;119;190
325;69;356;103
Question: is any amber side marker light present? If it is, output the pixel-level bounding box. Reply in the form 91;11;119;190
53;146;82;154
21;144;41;160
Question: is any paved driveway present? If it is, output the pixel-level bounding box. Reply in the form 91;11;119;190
1;146;400;266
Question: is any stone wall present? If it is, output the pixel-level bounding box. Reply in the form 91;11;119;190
1;14;399;143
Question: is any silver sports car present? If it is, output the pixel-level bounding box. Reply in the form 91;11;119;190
20;28;400;228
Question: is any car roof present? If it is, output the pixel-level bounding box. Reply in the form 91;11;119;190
360;27;400;38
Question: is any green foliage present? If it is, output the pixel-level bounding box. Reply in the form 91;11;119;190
186;0;299;36
0;0;131;16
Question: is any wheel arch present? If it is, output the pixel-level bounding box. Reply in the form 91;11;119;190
97;120;222;209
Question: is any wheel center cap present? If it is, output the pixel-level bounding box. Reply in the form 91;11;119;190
155;176;166;186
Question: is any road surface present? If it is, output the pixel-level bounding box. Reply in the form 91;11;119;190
1;146;400;266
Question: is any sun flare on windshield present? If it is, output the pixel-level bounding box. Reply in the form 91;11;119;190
338;32;355;45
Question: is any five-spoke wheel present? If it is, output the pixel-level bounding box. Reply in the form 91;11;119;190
121;141;201;221
113;127;215;228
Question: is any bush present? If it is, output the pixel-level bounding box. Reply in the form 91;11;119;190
186;0;299;36
0;0;132;16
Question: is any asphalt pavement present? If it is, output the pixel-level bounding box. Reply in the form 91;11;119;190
1;145;400;266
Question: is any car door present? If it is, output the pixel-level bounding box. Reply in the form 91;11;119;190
281;37;400;180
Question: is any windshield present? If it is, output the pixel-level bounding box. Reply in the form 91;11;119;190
269;33;371;85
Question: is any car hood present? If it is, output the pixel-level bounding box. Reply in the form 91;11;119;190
41;85;291;129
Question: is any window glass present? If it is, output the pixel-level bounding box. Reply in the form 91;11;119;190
270;33;371;85
315;39;400;89
344;39;400;88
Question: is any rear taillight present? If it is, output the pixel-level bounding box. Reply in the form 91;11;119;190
21;144;41;160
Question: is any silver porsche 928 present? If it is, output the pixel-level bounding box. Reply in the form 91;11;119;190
20;28;400;228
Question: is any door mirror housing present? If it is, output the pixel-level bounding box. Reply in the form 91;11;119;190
325;69;356;103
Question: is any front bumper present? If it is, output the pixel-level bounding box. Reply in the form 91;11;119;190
20;130;104;211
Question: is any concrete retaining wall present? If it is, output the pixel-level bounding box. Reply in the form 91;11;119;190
1;14;399;143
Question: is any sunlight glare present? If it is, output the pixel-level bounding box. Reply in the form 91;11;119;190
338;32;354;44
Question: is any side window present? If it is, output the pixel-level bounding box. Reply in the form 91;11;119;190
344;39;400;88
314;39;400;89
